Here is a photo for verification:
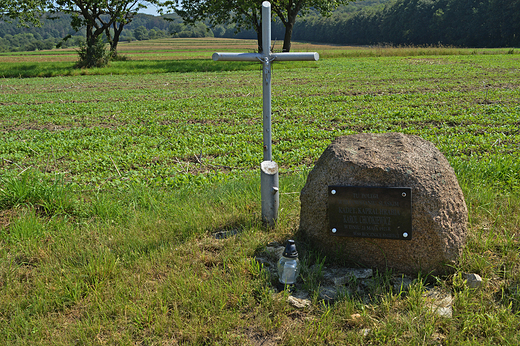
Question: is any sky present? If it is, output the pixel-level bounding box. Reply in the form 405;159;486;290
140;5;161;16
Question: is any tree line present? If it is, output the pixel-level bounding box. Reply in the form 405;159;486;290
0;0;385;54
211;0;519;48
1;0;353;67
1;0;518;57
0;13;216;53
291;0;520;47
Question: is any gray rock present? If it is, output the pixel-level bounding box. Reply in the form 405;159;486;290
319;285;352;302
424;288;453;318
299;133;468;275
327;268;374;286
253;256;270;266
212;229;239;239
321;267;374;286
393;275;413;292
463;273;483;289
264;245;284;261
347;268;374;280
318;286;339;301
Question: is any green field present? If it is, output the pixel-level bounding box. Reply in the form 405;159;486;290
1;38;520;344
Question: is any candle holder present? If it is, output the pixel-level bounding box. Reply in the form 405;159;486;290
277;240;300;285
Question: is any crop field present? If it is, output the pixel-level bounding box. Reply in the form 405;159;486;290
0;38;343;65
1;38;520;344
1;39;519;190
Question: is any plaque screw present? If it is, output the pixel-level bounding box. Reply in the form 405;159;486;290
331;190;336;195
332;228;337;233
401;192;407;197
403;232;409;238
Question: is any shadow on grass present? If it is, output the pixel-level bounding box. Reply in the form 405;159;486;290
1;59;319;78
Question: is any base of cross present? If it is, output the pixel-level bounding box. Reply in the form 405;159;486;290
260;161;279;227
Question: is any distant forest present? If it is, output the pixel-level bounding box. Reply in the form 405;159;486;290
1;0;518;53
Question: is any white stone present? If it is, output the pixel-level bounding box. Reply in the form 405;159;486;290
287;295;311;308
463;273;483;289
435;306;453;318
424;288;453;318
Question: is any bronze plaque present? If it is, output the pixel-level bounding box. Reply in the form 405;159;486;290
328;186;412;240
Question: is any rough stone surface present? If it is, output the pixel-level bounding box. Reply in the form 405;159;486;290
322;268;374;286
318;286;341;301
299;133;468;275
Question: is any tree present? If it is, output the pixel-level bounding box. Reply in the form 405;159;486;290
51;0;166;65
272;0;355;51
168;0;354;52
102;1;163;55
134;25;149;40
0;0;47;26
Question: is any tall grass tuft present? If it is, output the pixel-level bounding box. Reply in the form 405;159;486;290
452;155;520;193
0;171;76;216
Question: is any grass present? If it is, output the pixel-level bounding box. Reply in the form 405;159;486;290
1;172;519;344
1;38;520;344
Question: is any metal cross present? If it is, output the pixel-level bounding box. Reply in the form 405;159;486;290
212;1;319;226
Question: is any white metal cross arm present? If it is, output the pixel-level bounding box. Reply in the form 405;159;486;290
212;52;319;62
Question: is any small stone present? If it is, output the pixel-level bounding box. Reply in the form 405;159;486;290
348;313;363;327
323;268;373;286
291;290;310;300
361;328;372;337
463;273;482;289
435;306;453;318
212;229;239;239
424;288;453;318
351;268;373;279
319;286;338;301
393;275;413;292
253;257;270;266
287;295;311;309
333;276;348;286
264;246;284;261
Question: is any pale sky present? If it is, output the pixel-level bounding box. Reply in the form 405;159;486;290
140;5;161;16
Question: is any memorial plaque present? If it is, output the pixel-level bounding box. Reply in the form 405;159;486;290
328;186;412;240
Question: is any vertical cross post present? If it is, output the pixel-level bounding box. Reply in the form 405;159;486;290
262;1;273;162
212;1;319;226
